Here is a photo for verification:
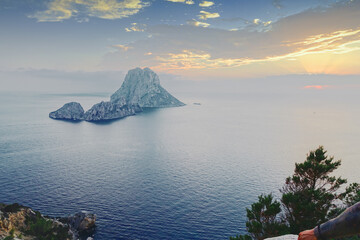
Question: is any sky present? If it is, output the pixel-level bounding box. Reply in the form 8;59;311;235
1;0;360;80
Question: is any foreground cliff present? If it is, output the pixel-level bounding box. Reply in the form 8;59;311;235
0;203;95;240
49;67;184;122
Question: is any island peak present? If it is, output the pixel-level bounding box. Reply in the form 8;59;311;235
49;68;184;122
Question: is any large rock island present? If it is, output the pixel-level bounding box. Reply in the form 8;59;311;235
111;67;185;108
49;67;184;122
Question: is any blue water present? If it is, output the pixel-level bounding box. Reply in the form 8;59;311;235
1;81;360;239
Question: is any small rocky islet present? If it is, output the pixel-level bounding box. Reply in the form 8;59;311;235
49;67;185;122
0;203;96;240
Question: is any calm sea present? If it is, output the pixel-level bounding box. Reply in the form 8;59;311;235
1;78;360;239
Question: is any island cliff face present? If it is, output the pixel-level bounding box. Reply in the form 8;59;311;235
49;67;184;122
111;67;185;108
84;101;142;121
49;102;85;121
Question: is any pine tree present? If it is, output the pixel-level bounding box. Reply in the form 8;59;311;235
245;194;288;240
281;146;347;233
231;146;359;240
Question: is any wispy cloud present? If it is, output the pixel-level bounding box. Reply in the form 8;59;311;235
198;10;220;20
303;85;331;89
263;21;272;26
253;18;260;24
199;1;214;7
155;28;360;71
102;1;360;75
29;0;149;22
125;22;147;32
112;44;133;51
272;0;283;9
187;19;210;27
253;18;272;26
166;0;195;5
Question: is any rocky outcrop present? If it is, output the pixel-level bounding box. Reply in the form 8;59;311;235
49;67;184;122
110;67;185;108
49;102;85;121
84;101;142;121
59;211;96;239
0;203;96;240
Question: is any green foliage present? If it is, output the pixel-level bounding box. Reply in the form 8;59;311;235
232;146;360;240
27;217;54;237
9;228;15;236
230;234;252;240
245;194;288;240
25;214;71;240
3;229;15;240
3;203;23;213
3;236;14;240
281;146;347;233
341;183;360;207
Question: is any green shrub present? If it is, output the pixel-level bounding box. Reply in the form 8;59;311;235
3;203;23;213
26;215;70;240
230;234;252;240
232;146;360;239
3;236;14;240
281;146;347;233
246;194;288;239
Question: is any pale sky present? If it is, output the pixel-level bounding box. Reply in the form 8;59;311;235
1;0;360;79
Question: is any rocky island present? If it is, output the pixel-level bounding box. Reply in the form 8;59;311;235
111;67;185;108
49;102;85;121
49;67;184;122
0;203;96;240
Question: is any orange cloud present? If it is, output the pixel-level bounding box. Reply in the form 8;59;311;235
102;1;360;76
153;28;360;73
303;85;331;89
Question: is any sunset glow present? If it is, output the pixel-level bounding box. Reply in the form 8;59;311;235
303;85;331;89
1;0;360;78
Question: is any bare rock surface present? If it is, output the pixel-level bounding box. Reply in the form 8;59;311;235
49;102;85;121
0;203;96;240
111;67;185;108
84;101;142;121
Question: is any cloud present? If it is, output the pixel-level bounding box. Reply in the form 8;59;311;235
253;18;260;24
304;85;331;89
101;1;360;74
187;19;210;27
198;10;220;20
29;0;149;22
166;0;195;4
263;21;272;26
253;18;272;26
272;0;283;9
125;22;147;32
199;1;214;7
112;44;133;51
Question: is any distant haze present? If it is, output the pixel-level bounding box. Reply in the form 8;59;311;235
1;69;359;100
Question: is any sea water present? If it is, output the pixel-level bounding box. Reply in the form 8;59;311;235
1;78;360;239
